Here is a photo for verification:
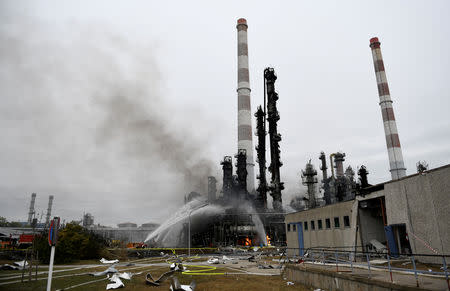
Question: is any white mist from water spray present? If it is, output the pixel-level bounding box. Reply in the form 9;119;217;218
241;202;267;246
145;200;225;247
145;199;270;247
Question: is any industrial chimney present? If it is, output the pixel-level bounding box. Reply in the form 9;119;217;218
27;193;36;224
301;160;318;209
334;152;346;177
236;18;255;192
370;37;406;180
45;195;54;226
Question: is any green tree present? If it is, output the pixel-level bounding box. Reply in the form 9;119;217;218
0;216;7;227
0;217;22;227
35;223;106;264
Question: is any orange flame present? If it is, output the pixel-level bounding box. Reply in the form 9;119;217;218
266;235;271;246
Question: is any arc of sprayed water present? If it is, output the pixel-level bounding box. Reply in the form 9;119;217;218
145;200;224;243
146;200;270;247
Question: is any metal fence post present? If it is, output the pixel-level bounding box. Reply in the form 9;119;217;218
366;253;371;279
28;250;33;282
35;251;38;281
387;254;393;282
21;249;28;283
442;256;449;291
350;253;354;274
411;255;419;287
322;249;325;265
335;251;338;272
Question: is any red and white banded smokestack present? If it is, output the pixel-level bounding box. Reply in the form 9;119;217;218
237;18;255;192
370;37;406;180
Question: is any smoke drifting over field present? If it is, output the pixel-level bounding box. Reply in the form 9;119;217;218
96;94;215;193
0;12;217;224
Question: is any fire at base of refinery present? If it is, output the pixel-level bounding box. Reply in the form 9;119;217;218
145;198;284;248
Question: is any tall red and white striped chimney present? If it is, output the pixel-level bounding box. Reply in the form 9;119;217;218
370;37;406;180
237;18;255;191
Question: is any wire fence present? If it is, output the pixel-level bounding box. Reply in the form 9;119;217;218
284;247;450;290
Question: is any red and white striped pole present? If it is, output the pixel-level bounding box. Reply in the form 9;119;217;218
237;18;255;191
370;37;406;180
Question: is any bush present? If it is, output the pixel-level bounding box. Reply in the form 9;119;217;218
35;223;106;264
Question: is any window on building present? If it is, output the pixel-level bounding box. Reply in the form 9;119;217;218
318;219;323;230
293;224;297;231
287;224;291;232
311;220;315;230
334;217;340;228
304;221;308;231
326;218;331;229
344;216;350;227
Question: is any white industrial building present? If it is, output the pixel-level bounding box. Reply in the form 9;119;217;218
285;164;450;263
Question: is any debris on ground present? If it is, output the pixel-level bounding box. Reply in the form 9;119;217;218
272;258;288;263
106;274;124;290
222;255;232;261
13;260;28;269
370;239;388;253
288;258;303;264
207;257;219;264
145;270;175;286
170;276;196;291
286;281;294;285
100;258;120;264
170;262;186;271
258;264;274;269
91;265;118;276
118;271;142;280
369;259;387;265
0;264;20;270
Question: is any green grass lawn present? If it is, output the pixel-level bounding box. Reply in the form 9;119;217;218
0;258;312;291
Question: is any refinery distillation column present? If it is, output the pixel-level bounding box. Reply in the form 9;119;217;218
236;18;255;192
45;195;54;226
370;37;406;180
27;193;36;224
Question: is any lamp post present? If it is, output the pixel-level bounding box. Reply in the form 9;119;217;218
188;202;208;258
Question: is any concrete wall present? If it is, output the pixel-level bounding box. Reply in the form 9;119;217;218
384;165;450;257
285;200;355;255
285;265;426;291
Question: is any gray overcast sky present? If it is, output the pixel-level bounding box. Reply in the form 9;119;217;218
1;1;449;226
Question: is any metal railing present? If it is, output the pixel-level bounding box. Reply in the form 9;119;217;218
285;247;450;290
